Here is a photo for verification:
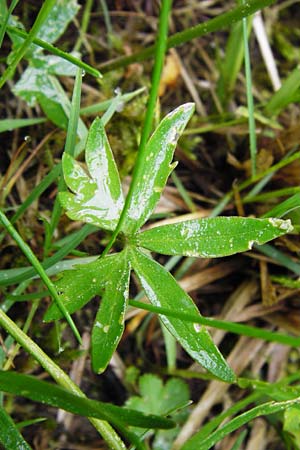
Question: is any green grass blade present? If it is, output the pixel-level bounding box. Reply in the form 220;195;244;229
99;0;276;73
0;224;96;286
264;65;300;116
255;243;300;276
0;405;31;450
182;398;300;450
2;23;101;78
0;0;57;89
261;193;300;218
242;8;257;177
80;87;146;116
0;209;81;344
129;300;300;348
0;117;46;133
0;0;19;47
0;371;174;431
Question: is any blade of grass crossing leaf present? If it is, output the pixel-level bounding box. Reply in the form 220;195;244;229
0;309;127;450
0;0;57;88
0;405;31;450
0;224;96;286
2;23;101;77
101;0;173;255
182;398;300;450
242;5;257;177
0;371;174;430
0;210;81;344
128;299;300;347
130;248;235;382
101;89;122;126
92;252;131;373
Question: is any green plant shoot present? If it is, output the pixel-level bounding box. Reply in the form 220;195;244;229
44;103;293;382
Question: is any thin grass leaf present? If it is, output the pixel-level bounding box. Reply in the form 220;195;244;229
0;0;57;89
134;217;293;258
121;103;195;235
3;23;101;77
130;247;235;382
0;224;95;287
128;299;300;348
0;210;81;343
0;117;46;133
44;253;120;321
0;371;175;431
60;118;124;230
80;87;146;116
242;9;257;177
92;253;131;373
0;405;31;450
261;193;300;218
264;65;300;116
182;398;300;450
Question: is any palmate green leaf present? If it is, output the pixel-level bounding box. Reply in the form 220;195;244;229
59;117;124;230
0;371;175;431
92;253;131;374
0;405;31;450
130;248;235;382
121;103;195;235
134;217;293;257
43;253;120;321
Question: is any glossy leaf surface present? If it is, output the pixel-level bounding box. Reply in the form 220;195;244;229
92;254;131;374
135;217;293;257
0;371;174;430
0;406;31;450
44;253;119;321
130;248;235;382
60;118;124;230
121;103;195;235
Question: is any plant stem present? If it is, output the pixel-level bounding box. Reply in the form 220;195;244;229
0;309;126;450
101;0;173;257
